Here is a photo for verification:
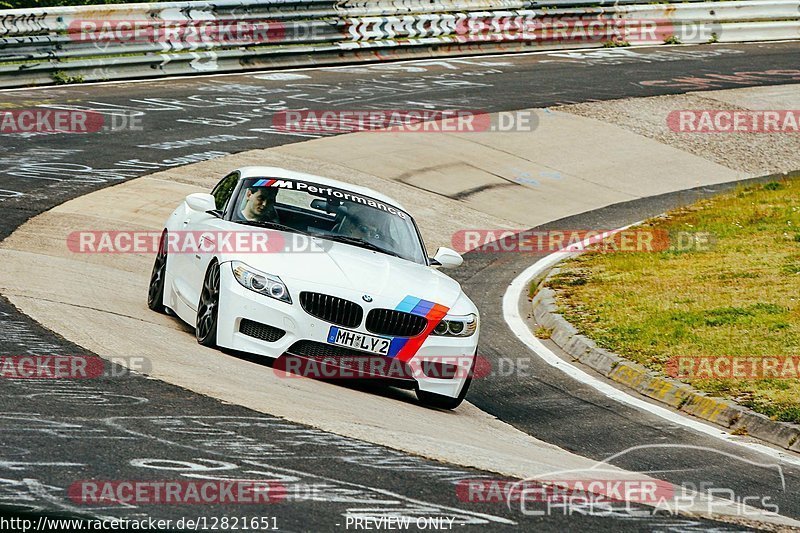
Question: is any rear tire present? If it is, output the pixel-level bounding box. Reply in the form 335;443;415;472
196;261;220;347
147;231;168;313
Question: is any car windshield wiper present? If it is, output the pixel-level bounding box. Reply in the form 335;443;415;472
321;234;401;258
236;220;310;236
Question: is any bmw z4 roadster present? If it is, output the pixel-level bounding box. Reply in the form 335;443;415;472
147;167;479;409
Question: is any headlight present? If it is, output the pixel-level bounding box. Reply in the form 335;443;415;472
431;313;478;337
231;261;291;304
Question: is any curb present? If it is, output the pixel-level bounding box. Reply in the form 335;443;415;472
531;279;800;454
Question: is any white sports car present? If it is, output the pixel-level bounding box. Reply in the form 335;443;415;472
148;167;479;409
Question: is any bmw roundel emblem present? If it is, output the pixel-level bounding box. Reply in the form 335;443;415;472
362;295;373;303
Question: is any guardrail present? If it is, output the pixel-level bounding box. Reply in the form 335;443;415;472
0;0;798;88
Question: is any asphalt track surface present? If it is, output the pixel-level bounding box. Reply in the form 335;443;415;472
2;42;800;531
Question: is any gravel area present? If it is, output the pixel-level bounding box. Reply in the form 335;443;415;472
558;86;800;175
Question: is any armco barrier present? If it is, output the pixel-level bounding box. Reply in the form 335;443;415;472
0;0;798;87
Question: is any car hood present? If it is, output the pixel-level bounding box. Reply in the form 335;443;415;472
226;239;465;310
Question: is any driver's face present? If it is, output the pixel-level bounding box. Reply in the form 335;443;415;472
246;189;274;216
351;216;382;240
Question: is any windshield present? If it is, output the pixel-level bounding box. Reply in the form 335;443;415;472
230;177;427;264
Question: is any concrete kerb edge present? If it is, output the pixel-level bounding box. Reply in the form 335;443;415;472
530;272;800;454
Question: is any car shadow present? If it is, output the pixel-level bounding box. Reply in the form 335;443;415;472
219;347;423;406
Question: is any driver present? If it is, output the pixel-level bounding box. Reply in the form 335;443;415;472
337;203;395;248
237;185;279;223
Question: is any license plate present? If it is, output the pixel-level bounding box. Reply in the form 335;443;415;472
327;327;390;356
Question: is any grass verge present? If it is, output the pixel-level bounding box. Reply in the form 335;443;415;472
547;178;800;424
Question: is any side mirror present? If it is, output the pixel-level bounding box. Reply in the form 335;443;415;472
186;193;216;213
431;247;463;268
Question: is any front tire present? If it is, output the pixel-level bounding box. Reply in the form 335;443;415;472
196;261;220;347
147;231;168;313
415;355;475;410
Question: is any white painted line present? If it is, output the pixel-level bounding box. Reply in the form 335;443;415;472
502;227;800;468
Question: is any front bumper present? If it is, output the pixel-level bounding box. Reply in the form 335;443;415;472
216;263;478;398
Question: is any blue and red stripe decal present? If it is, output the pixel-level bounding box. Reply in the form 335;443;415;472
388;295;449;362
252;179;277;187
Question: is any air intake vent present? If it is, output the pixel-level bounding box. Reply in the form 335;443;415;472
299;292;363;328
365;308;428;337
239;319;285;342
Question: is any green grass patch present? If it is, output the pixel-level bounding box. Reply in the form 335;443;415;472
51;70;84;85
549;178;800;423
